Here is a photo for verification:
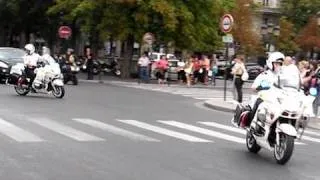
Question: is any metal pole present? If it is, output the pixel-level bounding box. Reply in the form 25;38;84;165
99;60;103;83
223;42;229;101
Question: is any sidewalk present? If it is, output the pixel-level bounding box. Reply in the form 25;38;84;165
77;73;253;90
203;99;320;130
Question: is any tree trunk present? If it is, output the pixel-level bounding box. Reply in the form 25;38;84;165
121;34;134;78
115;40;122;57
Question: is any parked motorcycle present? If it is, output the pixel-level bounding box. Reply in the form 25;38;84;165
232;80;315;165
100;58;121;76
8;62;65;98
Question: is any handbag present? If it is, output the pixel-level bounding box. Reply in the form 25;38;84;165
241;68;249;81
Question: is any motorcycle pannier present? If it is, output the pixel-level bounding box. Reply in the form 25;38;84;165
233;104;251;127
7;73;20;85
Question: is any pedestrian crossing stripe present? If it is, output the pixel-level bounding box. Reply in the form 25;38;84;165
117;119;212;143
26;117;105;142
0;117;317;145
72;118;159;142
0;118;43;142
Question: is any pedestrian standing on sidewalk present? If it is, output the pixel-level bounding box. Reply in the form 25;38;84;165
155;55;169;85
137;52;151;83
177;59;186;84
202;55;210;85
84;47;94;80
184;57;194;87
210;56;218;86
231;55;246;103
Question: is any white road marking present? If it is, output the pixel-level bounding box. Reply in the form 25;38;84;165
117;120;211;143
158;121;245;144
72;118;159;142
27;118;104;141
0;118;43;142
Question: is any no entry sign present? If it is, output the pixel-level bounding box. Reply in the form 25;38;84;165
220;14;234;33
58;26;72;39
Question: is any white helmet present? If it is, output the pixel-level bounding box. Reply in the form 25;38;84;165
266;52;285;70
24;44;35;55
42;46;50;55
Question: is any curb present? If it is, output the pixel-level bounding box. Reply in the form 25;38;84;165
78;79;105;84
203;101;235;113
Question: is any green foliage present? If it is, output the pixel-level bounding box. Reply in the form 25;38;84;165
275;17;300;55
48;0;236;52
281;0;320;30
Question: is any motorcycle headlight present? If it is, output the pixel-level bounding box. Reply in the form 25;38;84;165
0;61;8;68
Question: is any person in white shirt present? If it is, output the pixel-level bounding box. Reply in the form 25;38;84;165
138;52;151;83
23;43;41;89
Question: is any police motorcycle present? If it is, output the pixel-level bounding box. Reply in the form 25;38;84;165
232;77;315;165
7;59;65;98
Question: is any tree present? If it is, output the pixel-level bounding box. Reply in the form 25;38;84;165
231;0;263;56
48;0;235;77
295;16;320;58
0;0;58;48
281;0;320;30
275;17;299;55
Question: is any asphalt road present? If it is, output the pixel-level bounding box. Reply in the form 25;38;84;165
0;82;319;180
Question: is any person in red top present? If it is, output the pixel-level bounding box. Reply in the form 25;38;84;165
155;55;169;84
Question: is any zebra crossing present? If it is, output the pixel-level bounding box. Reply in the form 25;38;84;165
110;81;250;101
0;115;318;146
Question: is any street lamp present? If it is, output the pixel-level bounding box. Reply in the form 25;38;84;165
261;23;280;52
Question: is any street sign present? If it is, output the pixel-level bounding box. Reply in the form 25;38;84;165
222;34;233;43
143;32;154;45
220;14;234;33
58;26;72;39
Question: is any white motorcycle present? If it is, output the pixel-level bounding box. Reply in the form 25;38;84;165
232;80;315;165
8;61;65;98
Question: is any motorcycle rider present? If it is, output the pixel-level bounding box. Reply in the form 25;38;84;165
23;44;41;90
245;52;287;126
41;46;56;65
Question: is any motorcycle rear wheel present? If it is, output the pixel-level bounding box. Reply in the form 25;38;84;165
246;130;261;153
14;86;29;96
274;133;294;165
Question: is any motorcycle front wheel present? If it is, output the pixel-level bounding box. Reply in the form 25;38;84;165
52;86;65;99
274;133;294;165
14;86;30;96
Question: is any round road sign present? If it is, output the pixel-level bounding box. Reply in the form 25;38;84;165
220;14;234;33
58;26;72;39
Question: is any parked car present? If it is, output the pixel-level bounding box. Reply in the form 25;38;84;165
246;63;264;80
0;47;25;83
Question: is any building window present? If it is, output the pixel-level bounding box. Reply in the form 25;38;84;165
264;18;268;24
263;0;269;6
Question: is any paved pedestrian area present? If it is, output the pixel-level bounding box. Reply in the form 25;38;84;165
107;81;251;102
